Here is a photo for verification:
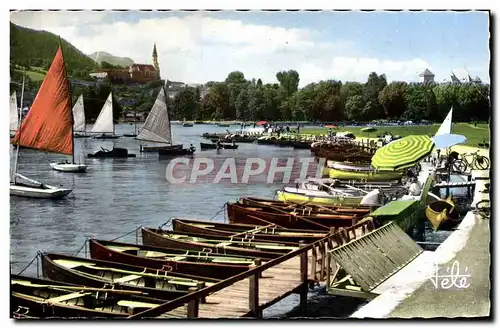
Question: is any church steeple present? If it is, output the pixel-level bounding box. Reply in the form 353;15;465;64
152;43;160;78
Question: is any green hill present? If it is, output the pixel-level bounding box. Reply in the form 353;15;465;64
10;22;97;74
89;51;134;67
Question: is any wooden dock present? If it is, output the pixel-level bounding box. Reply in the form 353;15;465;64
128;219;377;319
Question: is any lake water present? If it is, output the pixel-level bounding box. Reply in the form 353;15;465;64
9;123;466;318
11;123;367;318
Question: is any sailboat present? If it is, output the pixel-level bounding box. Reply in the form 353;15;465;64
73;95;91;138
91;93;120;139
10;48;73;199
10;91;18;138
137;86;182;152
434;107;453;136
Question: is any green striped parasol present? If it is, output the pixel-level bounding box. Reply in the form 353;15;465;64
371;135;435;171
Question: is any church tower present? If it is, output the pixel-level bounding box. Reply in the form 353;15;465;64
152;43;160;78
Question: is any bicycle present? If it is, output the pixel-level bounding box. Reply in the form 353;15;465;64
474;199;490;219
451;150;490;173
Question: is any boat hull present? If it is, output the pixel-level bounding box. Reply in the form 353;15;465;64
41;253;191;301
276;189;363;206
88;148;136;158
172;218;326;244
10;183;72;199
200;142;219;150
322;166;402;181
226;203;357;230
158;148;195;156
140;144;182;152
50;163;87;173
89;239;252;279
92;135;121;139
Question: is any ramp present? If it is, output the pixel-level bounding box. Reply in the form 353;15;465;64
328;222;423;297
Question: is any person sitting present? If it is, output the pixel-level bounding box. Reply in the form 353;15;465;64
190;144;196;152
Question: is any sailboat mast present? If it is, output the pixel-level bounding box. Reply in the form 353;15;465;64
162;83;173;144
12;69;25;183
59;37;75;163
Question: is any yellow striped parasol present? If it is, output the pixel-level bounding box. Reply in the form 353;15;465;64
371;135;435;171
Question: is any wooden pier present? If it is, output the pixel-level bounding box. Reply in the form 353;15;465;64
128;219;376;319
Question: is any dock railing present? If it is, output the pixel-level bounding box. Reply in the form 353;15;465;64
128;218;376;319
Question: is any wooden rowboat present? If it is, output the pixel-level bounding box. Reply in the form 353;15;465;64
11;274;164;318
89;239;257;279
237;197;372;215
171;218;327;244
41;252;219;301
141;228;298;260
226;202;360;230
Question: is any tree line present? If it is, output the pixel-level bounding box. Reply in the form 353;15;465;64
171;70;491;123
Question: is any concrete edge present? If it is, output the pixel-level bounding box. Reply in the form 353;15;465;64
350;209;478;318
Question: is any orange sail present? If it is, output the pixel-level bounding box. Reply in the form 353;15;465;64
11;46;73;155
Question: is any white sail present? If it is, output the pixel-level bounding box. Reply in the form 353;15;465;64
137;88;172;144
91;93;114;133
72;94;86;132
434;107;453;137
10;91;18;131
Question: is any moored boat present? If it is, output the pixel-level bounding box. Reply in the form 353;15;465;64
141;228;298;260
41;252;217;301
226;202;360;230
11;275;164;318
89;239;258;279
88;147;136;158
323;161;403;181
200;142;220;150
171;218;327;243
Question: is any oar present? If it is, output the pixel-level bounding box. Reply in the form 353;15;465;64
14;283;147;295
229;224;278;238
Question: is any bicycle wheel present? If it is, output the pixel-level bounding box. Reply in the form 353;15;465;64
473;156;490;170
451;159;467;173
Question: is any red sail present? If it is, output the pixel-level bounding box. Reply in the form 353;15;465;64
12;47;73;155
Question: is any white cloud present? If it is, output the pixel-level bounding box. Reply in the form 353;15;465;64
9;11;490;86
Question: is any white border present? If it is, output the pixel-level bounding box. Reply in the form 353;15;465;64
3;1;497;327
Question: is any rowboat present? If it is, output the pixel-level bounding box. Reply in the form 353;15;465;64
236;197;372;216
141;228;298;260
89;239;257;279
11;274;164;318
41;252;219;301
171;218;327;243
226;202;362;230
323;161;402;181
276;177;407;207
425;195;460;231
200;142;220;150
276;188;367;207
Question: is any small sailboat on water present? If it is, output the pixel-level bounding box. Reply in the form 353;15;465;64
91;93;120;139
10;48;73;199
10;91;18;138
137;86;182;153
50;93;88;172
72;95;91;138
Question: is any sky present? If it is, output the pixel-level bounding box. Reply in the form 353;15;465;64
10;10;490;87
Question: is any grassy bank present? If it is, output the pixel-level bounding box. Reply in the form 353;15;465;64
301;123;490;148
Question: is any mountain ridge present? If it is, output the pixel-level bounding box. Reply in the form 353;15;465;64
89;51;135;67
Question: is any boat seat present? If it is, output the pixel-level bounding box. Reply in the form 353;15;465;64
54;259;95;269
145;250;169;258
117;300;159;309
169;256;187;261
113;274;141;284
46;292;90;304
215;242;232;248
96;305;128;314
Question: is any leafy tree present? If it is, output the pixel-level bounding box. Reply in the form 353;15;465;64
276;70;300;98
378;81;408;119
173;86;198;120
344;95;365;121
363;72;387;120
